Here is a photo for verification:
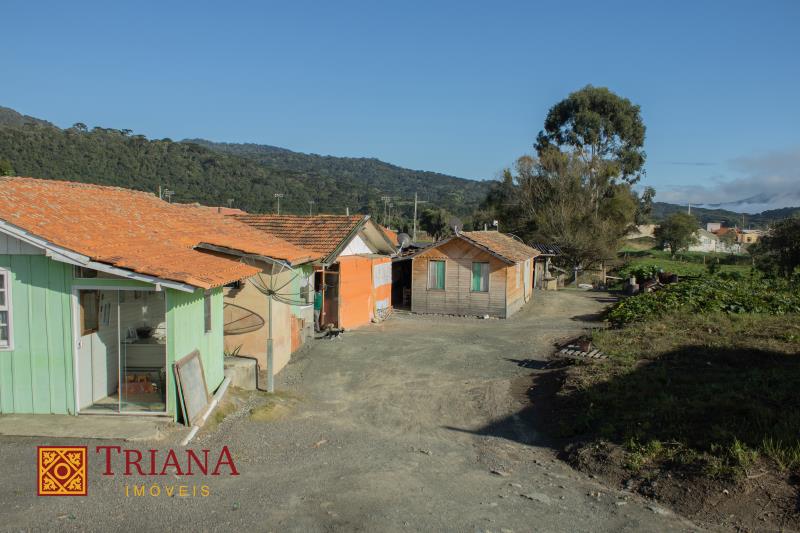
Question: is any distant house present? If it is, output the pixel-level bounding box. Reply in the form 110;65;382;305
0;177;306;419
688;228;741;254
689;229;720;253
739;229;762;245
403;231;539;318
231;214;397;330
706;222;722;233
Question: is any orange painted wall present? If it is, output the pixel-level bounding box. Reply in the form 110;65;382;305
337;256;393;330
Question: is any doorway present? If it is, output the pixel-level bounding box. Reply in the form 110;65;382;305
391;259;412;310
314;267;339;328
75;288;167;414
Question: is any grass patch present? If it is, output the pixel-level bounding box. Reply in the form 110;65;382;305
558;313;800;478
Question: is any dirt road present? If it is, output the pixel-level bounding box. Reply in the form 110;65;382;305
0;291;700;531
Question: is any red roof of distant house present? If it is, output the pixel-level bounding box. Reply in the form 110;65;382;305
713;227;740;236
381;226;399;246
458;231;540;263
177;203;248;216
231;214;367;258
0;177;319;289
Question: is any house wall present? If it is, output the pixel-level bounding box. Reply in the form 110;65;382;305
0;254;75;414
338;256;375;329
336;255;392;330
166;287;224;421
410;239;507;318
222;263;314;375
340;233;373;256
505;258;533;317
0;243;226;419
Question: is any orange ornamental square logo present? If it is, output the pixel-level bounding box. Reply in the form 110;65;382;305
37;446;87;496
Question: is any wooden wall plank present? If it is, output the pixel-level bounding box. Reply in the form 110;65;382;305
29;257;51;413
411;238;508;317
9;255;33;412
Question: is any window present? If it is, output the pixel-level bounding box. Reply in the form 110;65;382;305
427;260;445;290
471;262;489;292
204;291;212;333
515;263;521;289
0;269;11;350
79;290;99;335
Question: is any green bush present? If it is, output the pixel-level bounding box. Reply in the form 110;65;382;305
607;278;800;326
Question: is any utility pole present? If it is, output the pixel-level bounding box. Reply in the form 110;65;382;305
687;202;691;215
308;200;315;216
346;206;349;216
274;193;284;215
413;192;418;241
380;196;391;226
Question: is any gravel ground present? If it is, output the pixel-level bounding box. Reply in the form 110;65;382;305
0;291;702;532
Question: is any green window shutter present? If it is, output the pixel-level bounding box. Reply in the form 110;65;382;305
472;262;488;292
429;260;445;289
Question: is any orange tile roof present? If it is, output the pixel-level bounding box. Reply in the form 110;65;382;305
459;231;540;263
231;214;366;259
0;177;320;289
176;203;248;216
381;226;399;246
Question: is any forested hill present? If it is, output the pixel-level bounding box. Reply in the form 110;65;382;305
0;108;487;217
0;106;55;129
651;202;800;228
184;139;490;213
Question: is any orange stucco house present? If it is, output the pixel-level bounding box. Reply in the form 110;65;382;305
231;214;397;330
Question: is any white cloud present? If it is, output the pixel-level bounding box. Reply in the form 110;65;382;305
657;146;800;213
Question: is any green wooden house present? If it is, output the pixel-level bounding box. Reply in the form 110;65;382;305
0;177;317;420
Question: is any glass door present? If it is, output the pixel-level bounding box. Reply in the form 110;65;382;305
76;288;167;414
119;290;167;413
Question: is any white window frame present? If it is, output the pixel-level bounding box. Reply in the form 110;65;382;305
0;268;13;351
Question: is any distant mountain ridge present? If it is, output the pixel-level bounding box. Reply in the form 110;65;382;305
0;105;796;228
650;202;799;228
0;106;55;129
183;138;490;212
0;106;488;219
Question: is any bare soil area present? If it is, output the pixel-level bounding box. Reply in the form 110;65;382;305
536;312;800;533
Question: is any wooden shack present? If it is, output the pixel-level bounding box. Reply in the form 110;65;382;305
408;231;539;318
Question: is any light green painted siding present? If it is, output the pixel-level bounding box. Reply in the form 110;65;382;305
166;287;224;421
290;264;314;316
0;254;225;420
0;255;74;414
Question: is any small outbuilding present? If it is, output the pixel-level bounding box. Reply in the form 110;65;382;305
407;231;539;318
231;214;397;330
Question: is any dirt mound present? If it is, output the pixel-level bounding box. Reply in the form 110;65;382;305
565;440;800;531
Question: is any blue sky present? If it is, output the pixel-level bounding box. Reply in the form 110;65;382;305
3;1;799;210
